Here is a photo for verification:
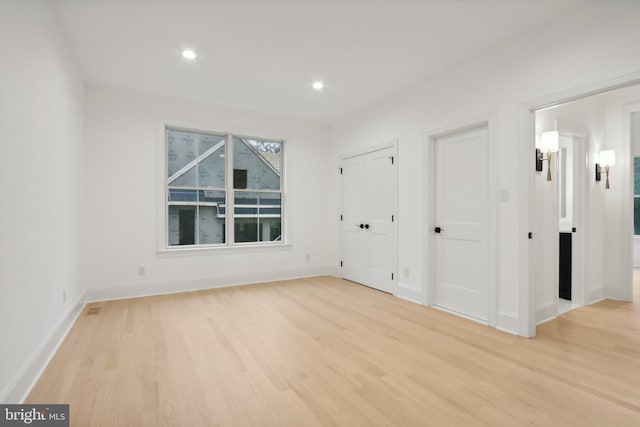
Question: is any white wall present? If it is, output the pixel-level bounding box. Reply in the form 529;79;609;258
0;2;85;401
82;86;334;298
329;1;640;335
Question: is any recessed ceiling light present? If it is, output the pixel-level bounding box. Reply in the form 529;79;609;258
182;50;197;60
312;81;324;90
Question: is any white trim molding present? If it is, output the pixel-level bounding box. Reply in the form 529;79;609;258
536;302;557;326
396;282;422;304
521;69;640;338
496;310;519;335
633;236;640;267
424;112;499;329
85;267;334;302
0;295;86;404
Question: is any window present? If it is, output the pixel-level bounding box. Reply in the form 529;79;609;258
635;157;640;235
233;169;247;189
166;127;283;247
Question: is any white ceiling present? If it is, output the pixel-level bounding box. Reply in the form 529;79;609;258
50;0;599;124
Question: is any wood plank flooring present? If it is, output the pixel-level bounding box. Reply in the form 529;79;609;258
27;276;640;426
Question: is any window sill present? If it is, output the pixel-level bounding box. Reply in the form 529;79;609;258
157;242;292;257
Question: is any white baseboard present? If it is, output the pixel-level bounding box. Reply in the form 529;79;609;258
0;295;86;404
588;296;607;305
431;305;488;326
496;310;519;335
396;282;422;304
86;266;333;302
587;287;605;305
536;302;556;325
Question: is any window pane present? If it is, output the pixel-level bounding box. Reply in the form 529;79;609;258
168;189;197;203
170;166;197;188
199;144;226;189
260;193;282;242
200;189;225;205
200;189;226;242
233;191;281;243
234;191;259;215
233;169;247;189
199;205;226;244
168;206;196;246
234;191;258;242
199;133;225;156
233;137;281;190
167;130;197;177
234;217;258;243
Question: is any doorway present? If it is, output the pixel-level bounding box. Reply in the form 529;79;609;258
531;84;640;329
556;126;587;314
341;145;397;294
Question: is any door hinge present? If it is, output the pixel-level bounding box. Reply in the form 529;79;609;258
340;261;343;267
391;215;394;222
390;156;394;165
340;214;343;221
528;232;533;239
391;273;394;280
340;167;343;174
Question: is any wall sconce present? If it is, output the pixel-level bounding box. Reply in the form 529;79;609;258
536;131;559;181
595;150;615;189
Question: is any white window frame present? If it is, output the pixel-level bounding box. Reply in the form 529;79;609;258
162;125;286;251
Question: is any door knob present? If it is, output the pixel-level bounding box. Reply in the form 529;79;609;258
434;227;442;233
364;224;370;229
358;224;364;229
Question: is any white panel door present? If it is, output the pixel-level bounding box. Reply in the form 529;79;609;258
435;127;488;321
341;147;395;293
364;148;395;293
341;155;368;285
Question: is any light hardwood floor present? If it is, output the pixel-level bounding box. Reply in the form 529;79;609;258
27;275;640;426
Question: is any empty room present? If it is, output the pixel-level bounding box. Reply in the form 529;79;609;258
2;0;640;425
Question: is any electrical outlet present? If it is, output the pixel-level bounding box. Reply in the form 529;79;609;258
138;265;146;276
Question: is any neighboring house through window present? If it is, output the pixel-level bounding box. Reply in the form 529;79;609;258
166;127;283;247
